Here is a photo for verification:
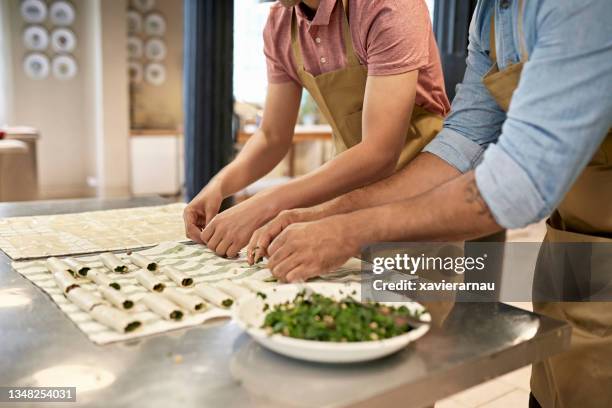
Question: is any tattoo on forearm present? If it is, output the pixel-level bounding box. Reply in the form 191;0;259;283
464;174;493;220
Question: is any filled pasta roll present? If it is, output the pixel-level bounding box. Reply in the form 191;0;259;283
194;284;234;308
163;287;205;312
142;293;183;320
90;305;141;333
161;266;193;287
129;253;158;271
240;279;273;293
100;252;128;273
215;280;251;300
66;287;105;311
134;269;165;292
99;286;134;310
53;270;80;293
64;258;90;277
88;269;121;290
47;257;72;276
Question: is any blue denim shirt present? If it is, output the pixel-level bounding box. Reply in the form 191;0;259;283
423;0;612;229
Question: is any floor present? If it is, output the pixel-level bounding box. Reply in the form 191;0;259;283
436;221;547;408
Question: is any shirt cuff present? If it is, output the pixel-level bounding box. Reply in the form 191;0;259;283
423;128;486;173
475;144;548;229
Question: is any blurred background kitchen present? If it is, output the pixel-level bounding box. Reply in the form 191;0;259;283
0;0;438;204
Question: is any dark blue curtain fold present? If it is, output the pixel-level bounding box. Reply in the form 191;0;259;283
183;0;235;201
434;0;478;101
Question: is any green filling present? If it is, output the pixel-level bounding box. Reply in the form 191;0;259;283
195;303;204;311
123;300;134;309
153;283;165;292
147;263;158;271
115;265;128;273
262;291;417;342
170;310;183;320
125;321;141;332
110;282;121;290
221;299;234;308
182;278;194;287
78;267;90;277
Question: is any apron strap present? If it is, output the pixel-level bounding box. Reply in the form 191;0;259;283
488;0;529;64
290;8;306;73
290;0;361;74
340;0;360;67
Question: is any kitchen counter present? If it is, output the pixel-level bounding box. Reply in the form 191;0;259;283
0;197;571;408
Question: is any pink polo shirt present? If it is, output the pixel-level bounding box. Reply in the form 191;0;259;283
263;0;450;117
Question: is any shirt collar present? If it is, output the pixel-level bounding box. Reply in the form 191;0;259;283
296;0;336;27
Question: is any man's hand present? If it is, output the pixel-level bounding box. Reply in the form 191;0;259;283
267;216;360;282
201;192;280;258
183;183;224;244
246;208;326;265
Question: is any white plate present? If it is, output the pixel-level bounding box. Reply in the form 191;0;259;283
144;38;166;61
144;63;165;85
23;53;50;79
127;10;143;34
51;28;77;53
49;1;76;26
23;25;49;51
127;36;144;59
52;55;78;80
144;13;166;36
21;0;47;24
233;282;430;363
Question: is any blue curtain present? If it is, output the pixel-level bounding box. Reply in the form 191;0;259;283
183;0;235;201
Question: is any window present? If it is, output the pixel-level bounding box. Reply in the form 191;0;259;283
233;0;272;105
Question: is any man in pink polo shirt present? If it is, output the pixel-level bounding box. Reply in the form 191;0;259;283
184;0;450;257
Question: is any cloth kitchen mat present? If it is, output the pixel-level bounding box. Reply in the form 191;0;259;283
0;203;188;260
11;241;361;345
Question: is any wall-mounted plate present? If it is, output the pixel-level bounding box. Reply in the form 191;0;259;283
21;0;47;24
23;53;50;79
144;13;166;36
49;1;76;26
145;63;165;86
127;36;144;59
52;54;78;80
132;0;156;13
127;10;143;34
128;62;144;84
144;38;166;61
23;25;49;51
51;28;77;53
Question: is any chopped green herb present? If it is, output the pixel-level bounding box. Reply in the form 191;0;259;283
221;299;234;308
256;292;267;300
262;291;418;342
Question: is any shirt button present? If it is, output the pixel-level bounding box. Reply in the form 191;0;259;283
315;37;322;44
320;57;327;64
500;0;511;9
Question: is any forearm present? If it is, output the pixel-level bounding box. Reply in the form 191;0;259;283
342;171;501;250
268;140;403;212
310;152;461;219
212;128;291;197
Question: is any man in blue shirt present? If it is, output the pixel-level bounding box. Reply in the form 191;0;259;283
248;0;612;405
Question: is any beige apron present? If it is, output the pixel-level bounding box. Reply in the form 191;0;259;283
290;0;443;169
483;2;612;407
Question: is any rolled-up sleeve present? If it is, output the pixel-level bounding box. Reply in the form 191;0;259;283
424;5;506;172
475;0;612;228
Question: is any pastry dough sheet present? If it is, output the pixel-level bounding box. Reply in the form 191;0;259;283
12;241;362;344
0;203;188;260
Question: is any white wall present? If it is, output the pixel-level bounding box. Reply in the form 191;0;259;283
0;2;14;126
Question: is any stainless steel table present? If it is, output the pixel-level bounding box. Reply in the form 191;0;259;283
0;198;571;408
